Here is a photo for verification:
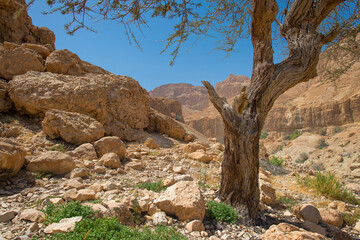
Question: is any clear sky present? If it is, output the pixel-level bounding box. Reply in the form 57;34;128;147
28;2;255;91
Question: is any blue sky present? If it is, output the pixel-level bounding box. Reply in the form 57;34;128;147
28;2;255;91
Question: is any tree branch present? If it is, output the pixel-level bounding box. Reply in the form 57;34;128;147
202;81;241;129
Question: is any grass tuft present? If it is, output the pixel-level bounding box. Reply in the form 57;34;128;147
297;172;360;205
135;180;167;193
269;156;284;167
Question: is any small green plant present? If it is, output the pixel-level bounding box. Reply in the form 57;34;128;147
319;128;327;136
272;145;283;154
50;143;70;153
135;180;167;193
149;151;160;156
284;129;302;141
316;138;329;149
269;156;284;167
36;202;187;240
279;196;299;210
297;172;360;205
296;152;309;164
260;130;269;139
333;126;344;134
342;208;360;226
43;201;94;225
207;201;240;223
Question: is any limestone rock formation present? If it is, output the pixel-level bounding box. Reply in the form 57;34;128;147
0;43;44;80
154;181;205;221
9;71;150;140
42;109;105;145
0;138;26;178
262;223;328;240
45;49;109;76
149;83;210;115
26;151;76;175
147;109;187;141
0;0;55;48
94;136;126;159
150;97;184;122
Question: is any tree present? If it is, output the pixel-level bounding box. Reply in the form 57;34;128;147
39;0;360;220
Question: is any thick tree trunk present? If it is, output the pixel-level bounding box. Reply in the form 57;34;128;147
220;122;260;220
203;0;344;222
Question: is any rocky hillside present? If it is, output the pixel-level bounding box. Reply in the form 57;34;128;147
1;1;360;240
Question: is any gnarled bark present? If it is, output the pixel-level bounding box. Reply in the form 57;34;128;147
203;0;345;221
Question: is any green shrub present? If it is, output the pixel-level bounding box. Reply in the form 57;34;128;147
297;172;360;205
135;180;166;193
296;152;309;164
319;128;327;136
269;156;284;167
207;201;239;223
279;196;299;210
316;138;328;149
43;201;94;225
342;208;360;226
260;130;269;139
36;202;187;240
333;126;344;134
50;143;70;152
284;129;302;141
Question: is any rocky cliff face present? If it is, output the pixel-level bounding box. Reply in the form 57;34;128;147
264;60;360;132
150;97;184;122
151;52;360;140
149;83;210;115
0;0;55;49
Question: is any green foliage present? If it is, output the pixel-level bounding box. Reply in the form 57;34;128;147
207;201;239;223
260;130;269;139
37;217;187;240
289;129;302;140
272;145;283;154
316;138;329;149
50;143;70;153
36;201;187;240
43;201;94;225
342;208;360;226
135;180;166;193
319;128;327;136
269;156;284;167
297;172;360;205
279;196;299;210
334;126;344;134
296;152;309;164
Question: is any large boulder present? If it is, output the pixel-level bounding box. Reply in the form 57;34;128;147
8;71;150;140
93;136;126;159
0;44;44;80
0;138;26;178
150;97;184;122
319;208;343;227
262;223;328;240
0;0;55;48
293;204;322;224
42;109;105;145
67;143;98;160
26;151;76;175
45;49;109;76
147;109;187;141
154;181;205;221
